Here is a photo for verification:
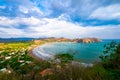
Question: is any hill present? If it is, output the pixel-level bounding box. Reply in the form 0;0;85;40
0;38;35;42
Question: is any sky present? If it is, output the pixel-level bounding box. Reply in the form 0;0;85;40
0;0;120;39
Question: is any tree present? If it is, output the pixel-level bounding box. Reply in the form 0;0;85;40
99;41;120;79
55;53;74;64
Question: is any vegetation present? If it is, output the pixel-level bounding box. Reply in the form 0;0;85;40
99;41;120;79
0;41;120;80
55;53;74;63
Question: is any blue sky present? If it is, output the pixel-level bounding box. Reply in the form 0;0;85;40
0;0;120;39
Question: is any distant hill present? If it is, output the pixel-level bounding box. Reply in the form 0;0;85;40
0;38;35;42
33;37;102;44
0;37;102;43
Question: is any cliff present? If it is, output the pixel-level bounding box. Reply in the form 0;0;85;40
33;37;101;44
73;38;102;43
33;37;72;45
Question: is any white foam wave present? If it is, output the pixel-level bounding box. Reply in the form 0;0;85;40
32;43;94;67
32;45;54;60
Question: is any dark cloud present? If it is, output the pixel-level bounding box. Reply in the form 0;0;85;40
0;0;120;20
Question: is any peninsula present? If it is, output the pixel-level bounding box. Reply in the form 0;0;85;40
33;37;102;45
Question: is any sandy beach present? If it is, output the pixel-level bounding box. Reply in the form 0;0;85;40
32;45;54;60
30;42;57;60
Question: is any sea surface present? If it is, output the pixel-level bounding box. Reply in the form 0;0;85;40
33;39;120;63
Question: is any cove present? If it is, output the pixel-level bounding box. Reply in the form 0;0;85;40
32;39;120;63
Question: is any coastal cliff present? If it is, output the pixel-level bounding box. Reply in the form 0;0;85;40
73;38;102;43
33;37;101;44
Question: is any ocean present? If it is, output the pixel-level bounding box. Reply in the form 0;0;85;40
33;39;120;63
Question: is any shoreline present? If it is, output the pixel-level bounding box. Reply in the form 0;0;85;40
29;42;94;67
29;42;72;60
29;42;59;61
32;44;54;60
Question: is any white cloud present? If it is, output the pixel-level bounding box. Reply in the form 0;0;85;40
0;16;47;26
57;14;71;21
0;6;6;9
35;0;102;18
19;6;43;15
0;16;120;39
89;4;120;20
0;17;19;26
0;27;25;38
19;6;29;14
0;27;24;35
31;7;43;14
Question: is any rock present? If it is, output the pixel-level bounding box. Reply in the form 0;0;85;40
40;68;53;76
73;38;101;43
33;37;101;43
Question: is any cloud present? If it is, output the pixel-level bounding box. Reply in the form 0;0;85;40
0;0;120;38
0;16;47;27
19;5;43;15
35;0;101;18
0;16;120;38
0;6;6;9
19;6;29;14
89;4;120;20
1;0;120;21
0;27;25;38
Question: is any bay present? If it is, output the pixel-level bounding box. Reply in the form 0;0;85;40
33;39;120;63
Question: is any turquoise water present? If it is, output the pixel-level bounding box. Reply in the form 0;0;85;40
42;39;120;63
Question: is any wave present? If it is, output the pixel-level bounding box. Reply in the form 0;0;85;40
32;43;94;67
32;44;54;60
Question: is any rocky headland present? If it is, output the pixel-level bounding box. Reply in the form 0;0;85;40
72;38;102;43
33;37;102;45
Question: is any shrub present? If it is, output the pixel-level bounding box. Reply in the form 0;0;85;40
99;41;120;79
55;53;74;63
